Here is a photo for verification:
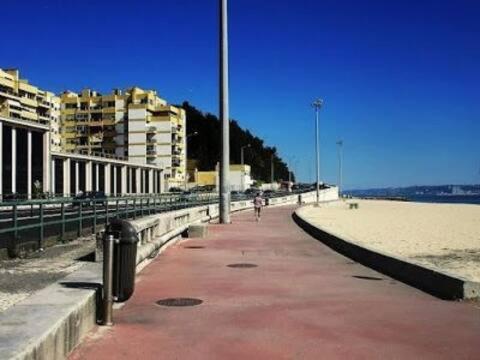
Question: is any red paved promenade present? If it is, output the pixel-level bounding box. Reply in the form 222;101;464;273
70;206;480;359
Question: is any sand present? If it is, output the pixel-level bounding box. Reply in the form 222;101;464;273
298;200;480;282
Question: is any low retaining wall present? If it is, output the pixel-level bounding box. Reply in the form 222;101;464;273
293;207;480;300
132;200;253;266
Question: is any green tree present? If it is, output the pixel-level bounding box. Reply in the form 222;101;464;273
182;102;294;183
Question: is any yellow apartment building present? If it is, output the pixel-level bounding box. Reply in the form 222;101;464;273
0;68;61;151
60;87;186;190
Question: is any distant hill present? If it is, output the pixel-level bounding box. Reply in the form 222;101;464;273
346;185;480;197
181;102;293;183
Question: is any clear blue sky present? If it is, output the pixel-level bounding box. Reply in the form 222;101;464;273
2;0;479;189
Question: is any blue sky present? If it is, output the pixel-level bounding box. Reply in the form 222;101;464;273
2;0;479;189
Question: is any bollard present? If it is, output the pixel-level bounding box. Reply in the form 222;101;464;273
103;234;115;326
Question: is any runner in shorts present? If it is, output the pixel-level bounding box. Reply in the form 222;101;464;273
253;192;263;221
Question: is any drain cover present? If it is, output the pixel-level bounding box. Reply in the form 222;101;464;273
352;275;383;281
184;246;205;249
156;298;203;307
227;263;258;268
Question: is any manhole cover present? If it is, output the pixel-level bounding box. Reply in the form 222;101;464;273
156;298;203;307
352;275;383;281
184;246;205;249
227;263;258;268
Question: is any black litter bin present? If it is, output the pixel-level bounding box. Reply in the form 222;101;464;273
104;219;139;302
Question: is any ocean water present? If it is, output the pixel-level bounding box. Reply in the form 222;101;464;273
351;194;480;205
407;194;480;205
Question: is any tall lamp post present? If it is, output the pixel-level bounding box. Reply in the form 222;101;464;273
336;140;343;198
270;151;275;185
288;156;296;191
185;132;199;190
240;144;250;165
219;0;230;223
312;99;324;206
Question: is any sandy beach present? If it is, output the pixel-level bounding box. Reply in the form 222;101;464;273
298;200;480;282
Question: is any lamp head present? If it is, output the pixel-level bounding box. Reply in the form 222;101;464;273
312;99;324;109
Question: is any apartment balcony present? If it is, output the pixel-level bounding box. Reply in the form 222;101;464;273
0;77;14;88
20;110;38;121
147;137;157;144
146;125;156;133
0;90;18;102
89;120;103;127
64;143;76;151
172;156;181;167
38;115;50;124
90;138;103;144
63;121;76;128
102;118;116;126
63;132;77;139
103;130;116;137
38;100;52;109
19;96;37;107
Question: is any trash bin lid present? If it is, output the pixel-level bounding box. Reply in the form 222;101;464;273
107;219;139;244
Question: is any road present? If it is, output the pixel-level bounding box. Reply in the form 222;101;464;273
69;206;480;359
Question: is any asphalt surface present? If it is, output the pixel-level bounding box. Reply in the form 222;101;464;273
69;206;480;360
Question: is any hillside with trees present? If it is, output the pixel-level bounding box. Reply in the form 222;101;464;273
181;102;293;183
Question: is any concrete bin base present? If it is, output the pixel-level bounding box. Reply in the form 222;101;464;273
188;224;208;238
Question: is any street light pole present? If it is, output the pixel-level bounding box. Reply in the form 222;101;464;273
270;152;275;185
219;0;230;223
185;132;199;190
312;99;324;206
336;140;343;198
240;144;250;165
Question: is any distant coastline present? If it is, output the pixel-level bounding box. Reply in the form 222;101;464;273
345;184;480;205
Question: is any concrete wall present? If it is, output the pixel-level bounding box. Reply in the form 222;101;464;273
299;186;339;204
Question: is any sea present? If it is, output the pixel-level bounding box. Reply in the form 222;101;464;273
408;194;480;205
352;194;480;205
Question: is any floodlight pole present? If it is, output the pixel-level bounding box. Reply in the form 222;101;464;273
240;144;250;165
312;99;324;206
219;0;231;223
336;140;343;197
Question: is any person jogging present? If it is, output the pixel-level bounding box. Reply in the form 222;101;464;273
253;192;264;221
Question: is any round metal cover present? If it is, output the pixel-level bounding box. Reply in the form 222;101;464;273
352;275;383;281
156;298;203;307
227;263;258;268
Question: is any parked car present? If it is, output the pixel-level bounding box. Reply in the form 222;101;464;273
169;187;183;193
190;185;216;193
231;190;242;199
263;189;275;197
244;188;260;196
73;191;107;207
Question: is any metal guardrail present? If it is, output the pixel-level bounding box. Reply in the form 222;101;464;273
0;190;310;257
